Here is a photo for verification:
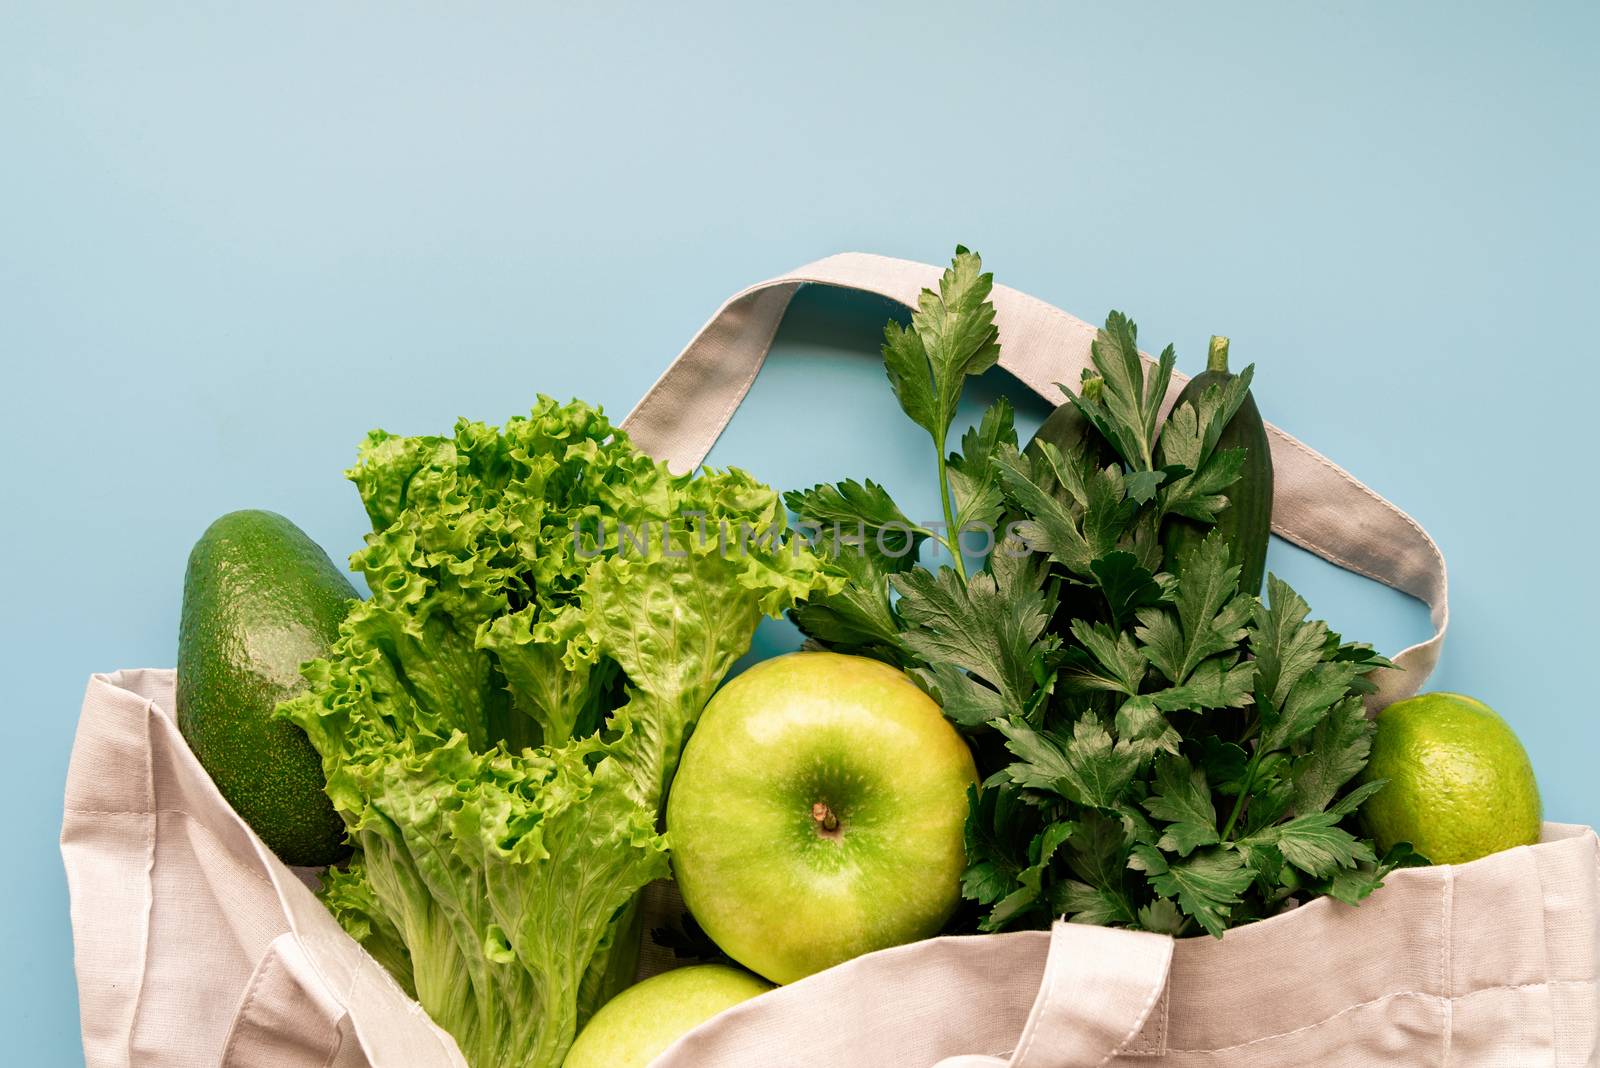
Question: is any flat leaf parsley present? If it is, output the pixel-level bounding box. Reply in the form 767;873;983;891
786;248;1418;938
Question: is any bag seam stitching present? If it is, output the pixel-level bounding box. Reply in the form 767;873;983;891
1008;934;1060;1066
298;924;467;1062
217;946;346;1068
1441;864;1454;1066
1161;979;1597;1055
121;699;158;1068
1122;984;1168;1055
1092;947;1169;1067
68;807;281;891
318;950;361;1068
1270;524;1426;596
71;798;459;1062
1269;430;1445;575
69;807;268;816
218;945;275;1067
1532;836;1561;1062
318;1023;346;1068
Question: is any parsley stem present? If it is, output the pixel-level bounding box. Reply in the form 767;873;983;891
1219;745;1263;842
1266;884;1297;909
935;435;968;581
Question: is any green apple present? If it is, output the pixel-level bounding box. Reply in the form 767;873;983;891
665;651;978;984
564;964;772;1068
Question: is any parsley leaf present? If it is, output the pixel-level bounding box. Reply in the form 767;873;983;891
1057;881;1134;925
1089;551;1164;629
1160;446;1247;524
1128;845;1253;938
1136;898;1185;935
1113;696;1183;763
1147;656;1256;712
883;321;940;438
1245;811;1376;879
785;478;922;559
1290;695;1374;814
787;531;908;656
984;820;1077;931
792;249;1397;942
1055;811;1138;926
1067;312;1174;471
961;784;1037;909
917;663;1011;728
1249;577;1369;753
1143;754;1221;857
893;550;1054;722
995;715;1140;809
1250;574;1331;710
995;443;1138;576
1062;620;1147;697
948;398;1018;541
882;247;1000;439
1155;367;1256;523
1136;531;1253;686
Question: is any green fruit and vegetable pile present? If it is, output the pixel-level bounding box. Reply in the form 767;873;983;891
174;249;1543;1068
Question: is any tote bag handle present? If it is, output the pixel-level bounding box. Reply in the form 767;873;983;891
621;251;1448;706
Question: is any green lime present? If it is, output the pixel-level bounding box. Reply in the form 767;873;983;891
1361;692;1541;865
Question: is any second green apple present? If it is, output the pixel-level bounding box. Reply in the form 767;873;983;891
666;651;977;984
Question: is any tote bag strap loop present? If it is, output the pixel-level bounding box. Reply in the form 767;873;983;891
1005;922;1173;1067
651;920;1172;1067
622;251;1448;706
930;924;1174;1068
219;934;352;1068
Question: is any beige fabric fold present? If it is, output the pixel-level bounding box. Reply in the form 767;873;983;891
61;255;1594;1067
655;826;1599;1066
61;671;467;1068
621;252;1447;708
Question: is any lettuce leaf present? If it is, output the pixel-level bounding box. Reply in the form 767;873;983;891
281;398;837;1067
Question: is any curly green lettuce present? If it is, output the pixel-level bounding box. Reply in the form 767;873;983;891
281;397;837;1068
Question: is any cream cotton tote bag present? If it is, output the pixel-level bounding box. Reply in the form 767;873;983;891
62;253;1599;1067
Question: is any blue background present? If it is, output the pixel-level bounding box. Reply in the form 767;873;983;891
3;3;1596;1061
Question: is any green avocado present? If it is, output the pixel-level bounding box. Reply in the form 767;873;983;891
176;509;355;866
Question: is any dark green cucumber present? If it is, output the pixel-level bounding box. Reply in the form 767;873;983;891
1161;337;1273;595
1024;376;1115;500
1026;384;1097;465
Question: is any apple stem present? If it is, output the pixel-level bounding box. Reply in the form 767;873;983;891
811;801;840;834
